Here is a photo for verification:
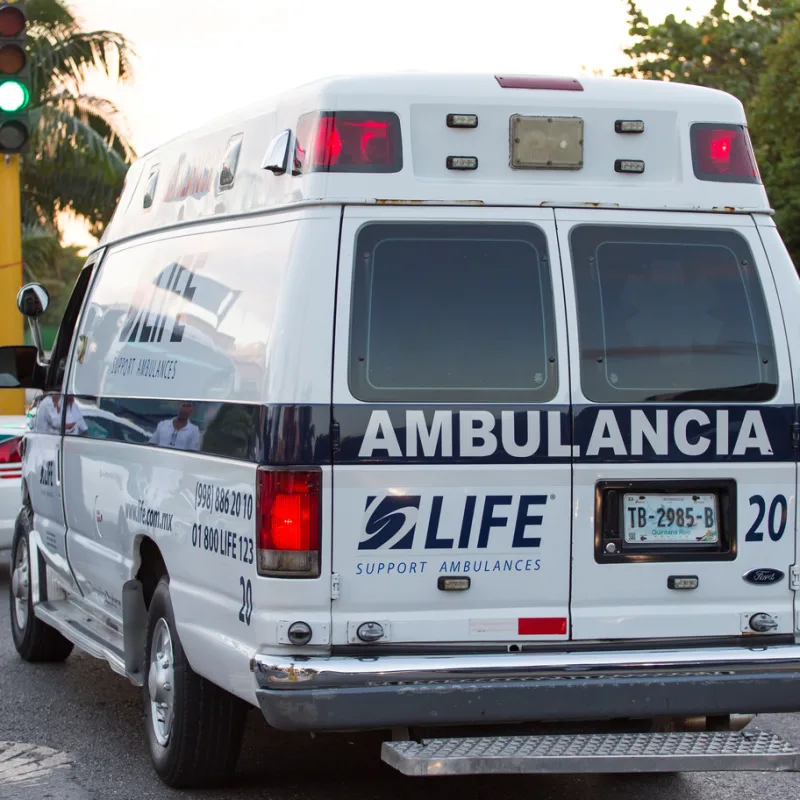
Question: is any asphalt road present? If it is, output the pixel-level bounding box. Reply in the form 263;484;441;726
2;554;800;800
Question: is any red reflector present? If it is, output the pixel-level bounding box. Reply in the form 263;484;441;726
0;437;21;466
518;617;567;636
256;469;321;577
690;123;760;184
495;75;583;91
294;111;402;174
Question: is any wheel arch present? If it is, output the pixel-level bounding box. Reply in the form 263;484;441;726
123;535;169;686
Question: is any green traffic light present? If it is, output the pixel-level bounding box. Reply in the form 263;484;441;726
0;80;28;113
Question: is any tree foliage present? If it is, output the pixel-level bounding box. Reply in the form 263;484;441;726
615;0;800;103
15;0;135;332
748;18;800;264
21;227;84;327
22;0;136;238
615;0;800;268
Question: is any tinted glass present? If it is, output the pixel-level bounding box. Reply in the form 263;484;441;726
70;396;262;460
219;133;243;189
570;225;777;403
72;221;295;403
690;123;760;185
349;223;557;402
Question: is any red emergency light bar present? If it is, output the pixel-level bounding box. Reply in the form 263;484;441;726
690;123;760;184
294;111;402;174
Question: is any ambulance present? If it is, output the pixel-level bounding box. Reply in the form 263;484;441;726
3;72;800;787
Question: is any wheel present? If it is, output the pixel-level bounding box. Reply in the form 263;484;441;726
143;576;247;788
9;508;74;662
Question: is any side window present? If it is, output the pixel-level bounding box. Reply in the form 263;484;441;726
143;166;159;210
569;225;777;403
46;259;98;393
349;222;558;402
218;133;243;191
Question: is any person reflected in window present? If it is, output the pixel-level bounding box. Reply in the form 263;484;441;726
149;401;201;451
35;394;88;436
64;396;89;437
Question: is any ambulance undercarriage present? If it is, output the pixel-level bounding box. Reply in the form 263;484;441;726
252;644;800;774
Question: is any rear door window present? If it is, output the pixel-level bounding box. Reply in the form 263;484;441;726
349;222;557;403
569;225;777;403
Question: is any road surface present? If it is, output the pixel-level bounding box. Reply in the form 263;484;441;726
2;554;800;799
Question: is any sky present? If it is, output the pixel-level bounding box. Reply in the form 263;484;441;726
64;0;713;246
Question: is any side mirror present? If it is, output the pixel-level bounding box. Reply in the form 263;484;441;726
16;283;50;364
0;345;46;390
17;283;49;318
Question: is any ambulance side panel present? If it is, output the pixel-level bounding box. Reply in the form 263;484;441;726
63;208;339;704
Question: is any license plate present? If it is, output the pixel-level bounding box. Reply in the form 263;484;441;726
623;493;719;545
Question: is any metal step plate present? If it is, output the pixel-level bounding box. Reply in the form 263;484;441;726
382;729;800;776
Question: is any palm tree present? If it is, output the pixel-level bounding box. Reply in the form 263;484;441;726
22;0;136;239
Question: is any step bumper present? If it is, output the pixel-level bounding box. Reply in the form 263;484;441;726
253;644;800;732
382;730;800;775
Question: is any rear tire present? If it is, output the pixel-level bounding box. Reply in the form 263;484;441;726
143;576;247;788
9;509;74;663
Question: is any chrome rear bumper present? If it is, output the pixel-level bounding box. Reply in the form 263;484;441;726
253;644;800;732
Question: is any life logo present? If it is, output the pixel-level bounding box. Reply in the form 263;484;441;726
117;254;208;345
358;493;548;551
359;496;421;550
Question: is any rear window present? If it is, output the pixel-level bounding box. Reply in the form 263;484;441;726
349;222;557;402
570;225;777;403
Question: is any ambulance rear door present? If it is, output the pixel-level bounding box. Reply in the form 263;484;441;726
329;205;574;647
557;209;797;642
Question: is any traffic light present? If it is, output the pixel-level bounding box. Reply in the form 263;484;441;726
0;1;29;154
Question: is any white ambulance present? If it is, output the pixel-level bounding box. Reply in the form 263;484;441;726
4;72;800;787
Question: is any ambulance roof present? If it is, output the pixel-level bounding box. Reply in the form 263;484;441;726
100;73;770;246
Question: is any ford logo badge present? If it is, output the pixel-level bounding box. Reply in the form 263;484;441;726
743;568;785;585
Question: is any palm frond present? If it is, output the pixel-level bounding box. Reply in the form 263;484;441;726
20;190;59;235
30;30;135;102
22;103;129;234
20;2;136;241
24;0;77;35
45;92;137;162
21;227;66;280
28;102;128;180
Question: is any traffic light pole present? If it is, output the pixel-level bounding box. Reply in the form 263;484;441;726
0;153;25;415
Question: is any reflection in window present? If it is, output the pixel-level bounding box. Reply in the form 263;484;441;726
219;133;243;191
143;167;159;210
33;394;88;436
75;397;260;461
570;225;777;403
149;401;201;451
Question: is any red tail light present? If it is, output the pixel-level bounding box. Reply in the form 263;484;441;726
690;123;760;184
0;436;22;479
256;469;321;577
294;111;402;174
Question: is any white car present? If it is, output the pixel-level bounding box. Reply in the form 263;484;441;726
0;415;28;550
